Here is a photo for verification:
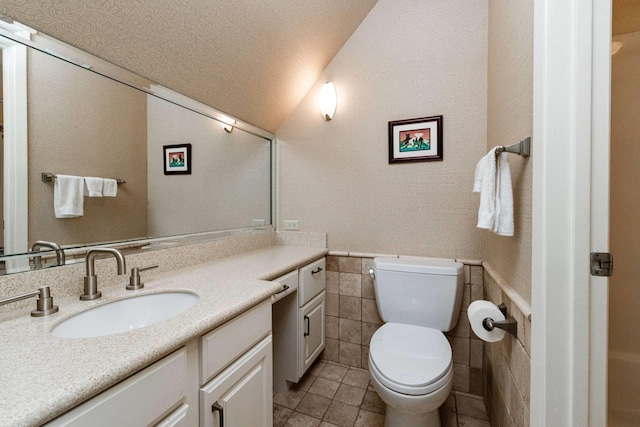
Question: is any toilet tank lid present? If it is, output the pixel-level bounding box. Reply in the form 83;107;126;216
373;257;463;276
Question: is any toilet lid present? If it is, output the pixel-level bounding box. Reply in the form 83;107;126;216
369;323;452;396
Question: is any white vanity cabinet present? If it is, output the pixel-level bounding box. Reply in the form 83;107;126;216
272;257;326;392
46;301;272;427
199;301;272;427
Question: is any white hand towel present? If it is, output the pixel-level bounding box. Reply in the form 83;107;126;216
54;175;84;218
472;148;514;236
494;153;514;236
473;148;498;230
84;177;104;197
103;178;118;197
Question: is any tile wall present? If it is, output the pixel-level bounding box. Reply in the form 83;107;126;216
482;268;532;427
321;254;485;396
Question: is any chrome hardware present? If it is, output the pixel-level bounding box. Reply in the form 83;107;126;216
0;285;59;317
127;264;159;290
304;315;310;336
41;172;126;185
481;303;517;337
495;137;531;158
369;269;375;279
311;267;323;275
31;240;65;269
212;402;224;427
591;252;613;277
81;248;127;300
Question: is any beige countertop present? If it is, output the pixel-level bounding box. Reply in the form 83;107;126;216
0;245;327;426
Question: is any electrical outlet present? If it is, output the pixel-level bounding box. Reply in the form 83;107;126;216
252;219;266;227
284;220;299;231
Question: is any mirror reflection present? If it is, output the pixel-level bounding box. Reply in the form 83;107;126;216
0;29;272;275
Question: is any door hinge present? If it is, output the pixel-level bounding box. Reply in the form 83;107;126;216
591;252;613;277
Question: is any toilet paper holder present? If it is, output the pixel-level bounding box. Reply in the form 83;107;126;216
481;303;517;338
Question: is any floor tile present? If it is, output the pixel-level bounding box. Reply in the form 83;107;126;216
274;388;307;409
319;422;341;427
354;409;385;427
342;369;370;389
296;393;332;419
308;377;341;399
456;394;489;420
440;409;458;427
274;404;294;427
334;384;366;407
319;363;349;382
308;360;327;376
294;373;318;392
323;401;360;427
285;412;322;427
360;390;385;415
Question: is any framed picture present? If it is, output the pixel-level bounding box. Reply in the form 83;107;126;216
163;144;192;175
388;115;443;163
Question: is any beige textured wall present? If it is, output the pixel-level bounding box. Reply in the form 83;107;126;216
484;0;533;304
28;47;148;247
277;0;488;259
609;30;640;356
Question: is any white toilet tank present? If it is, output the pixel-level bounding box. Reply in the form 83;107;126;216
372;258;464;331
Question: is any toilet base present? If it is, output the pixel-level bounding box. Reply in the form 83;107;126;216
385;405;441;427
369;357;453;427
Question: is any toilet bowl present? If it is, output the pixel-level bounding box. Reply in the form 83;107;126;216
368;257;464;427
368;322;453;427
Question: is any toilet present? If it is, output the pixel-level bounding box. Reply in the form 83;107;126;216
368;257;464;427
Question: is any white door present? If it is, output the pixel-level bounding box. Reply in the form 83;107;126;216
531;1;611;425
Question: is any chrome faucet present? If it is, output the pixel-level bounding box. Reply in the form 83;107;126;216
81;248;127;300
31;240;66;269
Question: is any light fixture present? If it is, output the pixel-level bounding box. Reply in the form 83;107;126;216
320;81;337;121
218;114;236;133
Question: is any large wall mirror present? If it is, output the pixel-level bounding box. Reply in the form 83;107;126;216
0;22;273;275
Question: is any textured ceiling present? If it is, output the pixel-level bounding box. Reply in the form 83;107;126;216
0;1;378;132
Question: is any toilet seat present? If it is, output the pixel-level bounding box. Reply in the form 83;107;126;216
369;323;452;396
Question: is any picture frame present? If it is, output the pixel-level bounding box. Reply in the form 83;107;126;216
163;144;192;175
388;115;443;163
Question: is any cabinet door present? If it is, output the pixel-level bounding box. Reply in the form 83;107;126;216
200;336;273;427
299;291;325;377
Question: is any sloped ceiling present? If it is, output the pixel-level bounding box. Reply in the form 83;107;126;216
0;1;378;132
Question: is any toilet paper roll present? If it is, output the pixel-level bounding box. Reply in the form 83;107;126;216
467;300;506;342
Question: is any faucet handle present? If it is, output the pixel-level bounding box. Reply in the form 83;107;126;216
127;264;159;290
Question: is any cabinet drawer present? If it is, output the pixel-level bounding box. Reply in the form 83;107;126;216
271;269;298;304
200;300;271;385
46;348;187;427
298;258;326;307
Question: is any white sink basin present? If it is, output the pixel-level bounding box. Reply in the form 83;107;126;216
52;292;199;338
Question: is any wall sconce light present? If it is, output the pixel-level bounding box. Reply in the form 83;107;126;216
320;81;337;121
218;114;236;133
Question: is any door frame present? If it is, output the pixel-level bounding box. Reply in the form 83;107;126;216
531;0;610;425
0;22;30;271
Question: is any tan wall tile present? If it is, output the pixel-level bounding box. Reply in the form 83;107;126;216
470;266;484;285
340;341;362;368
361;322;380;346
447;313;470;338
326;293;340;317
324;338;340;363
453;363;470;393
339;273;362;297
339;318;362;344
361;299;382;324
448;336;470;366
326;315;339;340
470;339;483;369
339;257;362;273
326;271;340;294
361;258;374;275
340;296;362;321
361;274;375;299
327;256;339;272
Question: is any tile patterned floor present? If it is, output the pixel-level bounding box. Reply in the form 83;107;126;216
273;359;492;427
